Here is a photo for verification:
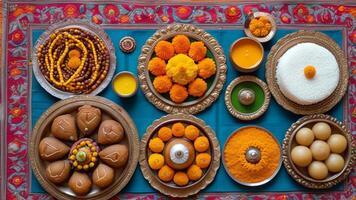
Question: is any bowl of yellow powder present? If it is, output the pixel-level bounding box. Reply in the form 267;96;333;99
223;126;282;186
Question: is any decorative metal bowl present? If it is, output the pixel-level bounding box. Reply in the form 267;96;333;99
283;114;355;189
29;96;139;200
265;31;348;115
244;12;277;43
139;113;220;197
137;23;227;114
32;19;116;99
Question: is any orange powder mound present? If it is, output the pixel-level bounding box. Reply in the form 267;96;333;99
224;127;280;183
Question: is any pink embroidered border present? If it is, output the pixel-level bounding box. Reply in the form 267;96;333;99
1;1;355;199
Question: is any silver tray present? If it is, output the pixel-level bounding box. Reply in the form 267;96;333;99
32;19;116;99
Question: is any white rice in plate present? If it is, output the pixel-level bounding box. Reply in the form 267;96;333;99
276;42;339;105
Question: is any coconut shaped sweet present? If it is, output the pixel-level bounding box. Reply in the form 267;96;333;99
76;105;101;136
97;120;124;145
99;144;128;168
68;172;92;196
92;163;115;188
39;137;70;161
46;160;71;184
51;114;77;141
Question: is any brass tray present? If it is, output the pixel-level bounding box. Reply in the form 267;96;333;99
225;75;271;120
282;114;355;189
139;113;220;197
265;31;348;115
137;23;227;114
29;96;139;200
32;19;116;99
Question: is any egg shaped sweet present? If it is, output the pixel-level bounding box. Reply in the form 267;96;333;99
68;172;92;196
308;161;328;180
92;163;115;188
99;144;129;168
76;105;101;136
46;160;71;184
312;122;331;140
327;134;347;153
51;114;77;141
291;146;312;167
97;120;124;145
325;153;345;173
295;127;314;146
310;140;330;161
39;137;70;161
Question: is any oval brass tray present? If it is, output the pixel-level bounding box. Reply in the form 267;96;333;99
282;114;355;189
225;75;271;120
32;19;116;99
139;113;220;197
265;31;348;115
137;23;227;114
29;96;139;200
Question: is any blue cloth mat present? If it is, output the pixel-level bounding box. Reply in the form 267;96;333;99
31;28;345;193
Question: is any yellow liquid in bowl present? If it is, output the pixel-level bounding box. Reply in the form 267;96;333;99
113;73;137;96
231;39;263;69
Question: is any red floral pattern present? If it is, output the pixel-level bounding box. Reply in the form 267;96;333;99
1;2;356;200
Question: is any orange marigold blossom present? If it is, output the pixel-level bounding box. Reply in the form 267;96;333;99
184;125;200;140
158;127;172;142
173;172;189;186
188;41;207;62
198;58;216;79
172;122;185;137
149;137;165;153
154;41;175;60
169;84;188;103
194;136;210;152
153;75;172;93
148;153;165;170
172;34;191;54
158;165;175;182
68;49;81;58
187;164;203;181
195;153;211;169
188;78;207;97
148;57;166;76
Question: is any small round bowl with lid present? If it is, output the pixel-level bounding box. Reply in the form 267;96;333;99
244;11;277;43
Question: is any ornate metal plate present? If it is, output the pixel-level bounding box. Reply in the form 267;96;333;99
282;114;355;189
29;96;139;200
138;24;227;114
139;113;220;197
32;19;116;99
265;31;348;115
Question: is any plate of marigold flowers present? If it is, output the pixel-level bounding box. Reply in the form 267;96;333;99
139;113;220;197
138;24;227;114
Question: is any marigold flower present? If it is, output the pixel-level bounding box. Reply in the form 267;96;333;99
184;125;200;140
188;78;207;97
149;137;165;153
195;153;211;169
158;127;172;142
154;41;175;60
169;84;188;103
173;172;189;186
194;136;210;152
187;164;203;181
166;54;198;85
158;165;175;182
188;41;207;62
68;49;81;58
67;57;81;69
148;57;166;76
172;34;190;54
198;58;216;79
148;153;164;170
153;75;172;93
172;122;185;137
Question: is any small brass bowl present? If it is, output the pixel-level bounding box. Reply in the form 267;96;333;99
229;37;264;73
112;71;139;98
283;114;355;189
244;12;277;43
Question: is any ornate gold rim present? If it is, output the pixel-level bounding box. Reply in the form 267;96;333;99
139;113;220;197
282;114;355;189
29;96;139;200
224;75;271;121
266;31;348;115
137;23;227;114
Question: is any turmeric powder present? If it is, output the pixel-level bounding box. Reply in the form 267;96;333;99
224;127;280;183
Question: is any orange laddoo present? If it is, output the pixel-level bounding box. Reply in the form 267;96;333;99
172;34;191;54
172;122;185;137
149;137;165;153
184;125;200;141
194;136;210;152
68;49;81;58
198;58;216;79
148;57;166;76
196;153;211;169
173;172;189;186
153;75;172;93
67;57;81;69
158;127;172;142
169;84;188;103
158;165;175;182
188;78;207;97
154;41;175;60
148;153;165;170
187;165;203;181
188;41;207;62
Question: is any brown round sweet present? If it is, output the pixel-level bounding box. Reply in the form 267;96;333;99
39;137;70;161
46;160;71;184
76;105;102;136
68;172;92;195
310;140;330;161
164;138;195;170
99;144;129;168
92;163;115;188
51;114;77;141
97;120;124;145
